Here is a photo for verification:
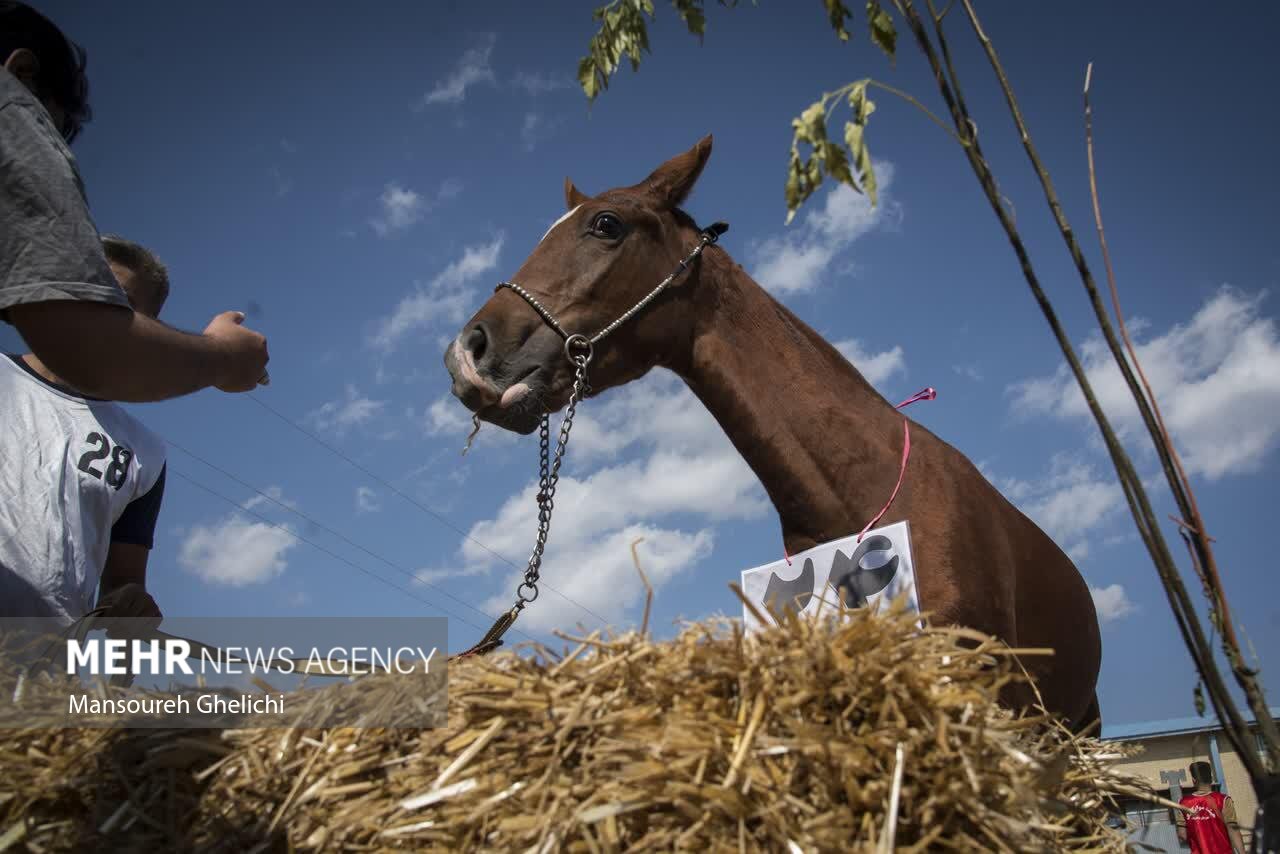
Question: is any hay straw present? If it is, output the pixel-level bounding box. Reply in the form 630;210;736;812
0;605;1157;851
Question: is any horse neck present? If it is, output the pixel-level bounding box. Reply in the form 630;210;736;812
671;251;907;551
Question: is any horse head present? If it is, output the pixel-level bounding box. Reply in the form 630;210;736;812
444;136;716;433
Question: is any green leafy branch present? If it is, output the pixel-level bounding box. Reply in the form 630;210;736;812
577;0;653;102
794;2;955;223
577;0;949;224
822;0;898;55
785;81;877;222
783;77;958;223
578;0;748;102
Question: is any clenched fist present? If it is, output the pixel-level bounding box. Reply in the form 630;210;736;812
203;311;270;392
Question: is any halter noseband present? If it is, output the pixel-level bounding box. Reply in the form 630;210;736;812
494;220;729;368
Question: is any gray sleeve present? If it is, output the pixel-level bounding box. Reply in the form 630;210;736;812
0;95;130;322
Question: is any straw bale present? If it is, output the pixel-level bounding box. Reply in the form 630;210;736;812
0;604;1157;852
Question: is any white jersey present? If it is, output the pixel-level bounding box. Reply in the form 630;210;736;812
0;355;167;623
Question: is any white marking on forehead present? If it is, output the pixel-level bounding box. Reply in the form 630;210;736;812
539;205;581;244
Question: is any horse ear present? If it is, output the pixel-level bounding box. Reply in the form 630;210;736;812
636;135;713;208
564;178;590;210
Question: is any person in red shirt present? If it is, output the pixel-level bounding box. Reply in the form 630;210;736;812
1176;761;1246;854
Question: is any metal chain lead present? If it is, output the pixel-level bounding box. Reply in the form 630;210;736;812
459;221;727;656
514;355;590;610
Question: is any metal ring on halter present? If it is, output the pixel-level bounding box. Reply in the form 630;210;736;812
564;333;593;366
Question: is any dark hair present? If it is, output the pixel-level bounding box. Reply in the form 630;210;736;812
1189;761;1215;786
0;1;91;143
101;235;169;317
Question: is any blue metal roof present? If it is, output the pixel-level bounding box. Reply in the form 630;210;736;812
1101;706;1280;741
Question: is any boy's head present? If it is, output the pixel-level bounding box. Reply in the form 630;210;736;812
1189;761;1215;788
0;1;91;143
102;236;169;318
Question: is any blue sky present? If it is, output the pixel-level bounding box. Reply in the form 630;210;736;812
5;1;1278;727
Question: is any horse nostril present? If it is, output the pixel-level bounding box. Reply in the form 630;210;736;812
463;323;489;364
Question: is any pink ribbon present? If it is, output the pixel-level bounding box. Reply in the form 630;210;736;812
895;387;937;409
783;387;937;564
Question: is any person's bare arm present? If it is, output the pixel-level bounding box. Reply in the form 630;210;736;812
1223;797;1246;854
97;545;162;628
99;543;150;601
7;301;268;401
97;463;166;624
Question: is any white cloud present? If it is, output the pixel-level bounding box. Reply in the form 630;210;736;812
749;162;899;295
482;526;714;629
1008;287;1280;480
1102;531;1137;549
178;491;298;587
243;486;297;513
355;486;381;514
832;339;906;389
565;374;722;463
953;363;984;382
425;395;472;436
415;564;487;587
306;384;387;437
370;234;505;352
432;235;504;291
1090;583;1137;624
423;394;517;451
370;184;422;236
989;454;1125;562
511;70;574;96
520;112;557;152
369;179;463;237
375;291;473;350
421;371;770;631
417;37;496;107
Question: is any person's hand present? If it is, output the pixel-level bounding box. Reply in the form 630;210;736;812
203;311;270;392
95;583;163;638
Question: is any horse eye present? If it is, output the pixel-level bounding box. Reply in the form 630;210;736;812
591;212;623;240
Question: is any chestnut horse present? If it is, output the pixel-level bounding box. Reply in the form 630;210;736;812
444;136;1102;732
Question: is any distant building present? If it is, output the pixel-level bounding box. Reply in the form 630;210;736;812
1102;706;1278;852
